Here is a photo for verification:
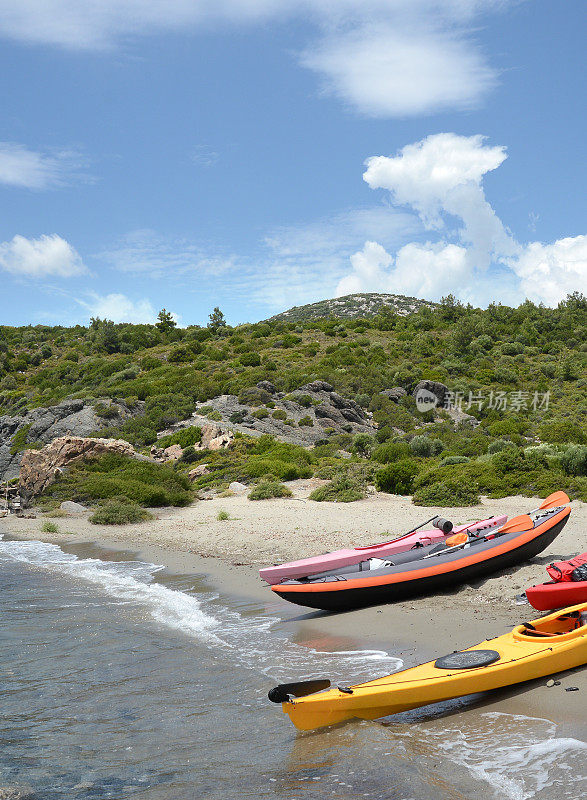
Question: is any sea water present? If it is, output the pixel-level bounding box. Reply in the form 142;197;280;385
1;534;585;800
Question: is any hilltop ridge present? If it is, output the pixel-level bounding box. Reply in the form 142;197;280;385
267;292;438;322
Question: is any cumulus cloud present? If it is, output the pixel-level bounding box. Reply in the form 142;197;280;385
337;133;586;306
0;1;506;117
0;234;86;277
0;142;87;189
510;236;587;305
363;133;516;269
76;292;161;324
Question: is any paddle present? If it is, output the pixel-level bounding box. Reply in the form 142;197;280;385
496;514;534;534
268;679;331;704
539;491;570;510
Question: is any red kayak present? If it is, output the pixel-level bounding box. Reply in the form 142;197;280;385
526;550;587;611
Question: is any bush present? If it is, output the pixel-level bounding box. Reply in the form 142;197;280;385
488;439;515;454
352;433;375;457
298;415;314;427
560;445;587;476
90;499;154;525
239;352;261;367
538;419;587;445
157;426;202;449
93;402;119;419
413;479;480;507
309;475;366;502
409;435;434;457
272;409;287;420
372;441;410;463
217;510;230;521
291;393;313;408
440;455;469;466
248;481;293;500
375;460;419;494
41;521;59;533
252;408;269;419
44;454;193;507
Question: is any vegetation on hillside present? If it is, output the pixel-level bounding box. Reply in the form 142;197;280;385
2;292;586;504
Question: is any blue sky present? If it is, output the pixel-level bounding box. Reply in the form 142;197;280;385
0;0;585;326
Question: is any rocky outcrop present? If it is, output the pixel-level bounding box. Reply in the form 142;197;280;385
380;387;407;402
18;436;143;503
151;424;234;462
159;382;374;447
0;398;145;481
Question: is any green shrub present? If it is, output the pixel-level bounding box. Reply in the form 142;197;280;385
90;499;154;525
242;458;311;481
229;411;248;424
291;393;313;407
238;387;272;406
352;433;375;457
93;402;119;419
375;460;419;494
538;419;587;445
488;439;515;454
248;481;293;500
309;475;366;502
560;445;587;476
372;441;410;463
409;435;434;457
298;415;314;427
239;352;261;367
440;455;469;466
217;510;230;521
272;409;287;420
206;409;222;421
41;521;59;533
157;425;202;449
413;479;480;506
43;454;193;507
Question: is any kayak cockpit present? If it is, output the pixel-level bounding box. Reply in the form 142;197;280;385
513;610;587;641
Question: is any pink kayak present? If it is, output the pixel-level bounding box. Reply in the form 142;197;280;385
260;515;508;585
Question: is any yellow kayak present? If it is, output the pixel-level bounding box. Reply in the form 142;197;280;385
269;603;587;731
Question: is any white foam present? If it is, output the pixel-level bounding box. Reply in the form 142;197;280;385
0;537;221;643
417;712;587;800
0;536;402;682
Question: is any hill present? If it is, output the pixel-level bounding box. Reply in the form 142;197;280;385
267;292;437;322
0;292;586;510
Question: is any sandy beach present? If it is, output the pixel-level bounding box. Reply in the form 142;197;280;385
4;487;586;739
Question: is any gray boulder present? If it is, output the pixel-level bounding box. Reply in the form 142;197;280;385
60;501;88;514
301;380;334;393
380;387;407;402
256;381;277;394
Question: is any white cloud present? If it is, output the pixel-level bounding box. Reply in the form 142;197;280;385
98;229;236;278
336;133;586;307
336;240;472;299
76;292;160;324
510;236;587;305
0;1;506;117
0;142;87;189
0;234;86;277
190;145;219;167
302;24;496;117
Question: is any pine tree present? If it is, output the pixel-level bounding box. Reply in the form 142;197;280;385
207;307;226;333
156;308;176;333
